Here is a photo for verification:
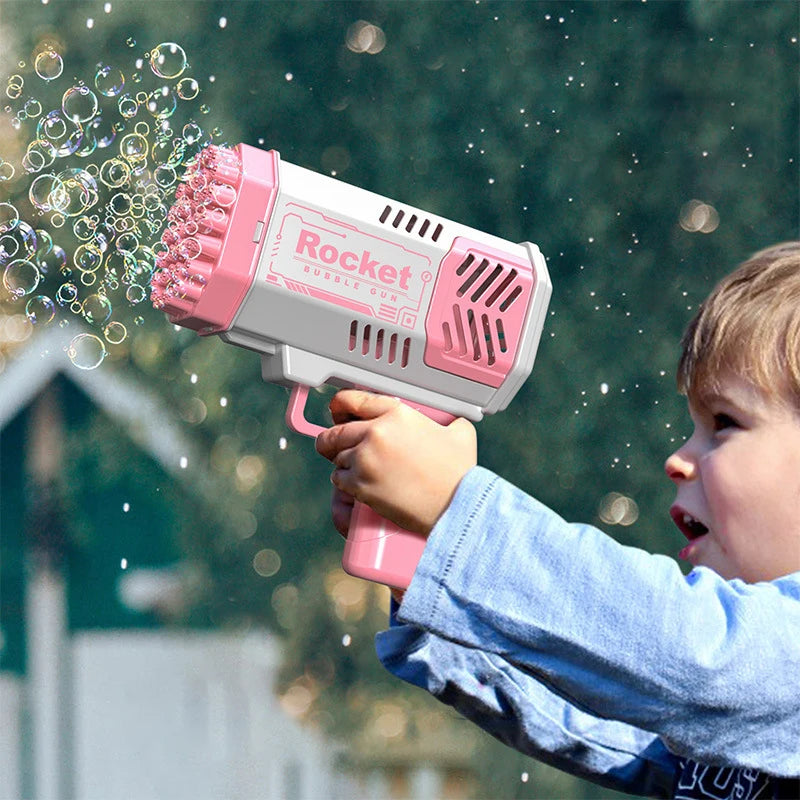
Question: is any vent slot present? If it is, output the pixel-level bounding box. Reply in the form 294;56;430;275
378;205;444;242
348;320;411;368
455;253;522;311
443;305;503;365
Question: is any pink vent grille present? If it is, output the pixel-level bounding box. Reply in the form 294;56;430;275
424;237;535;387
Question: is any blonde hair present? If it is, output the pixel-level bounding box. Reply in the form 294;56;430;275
677;241;800;409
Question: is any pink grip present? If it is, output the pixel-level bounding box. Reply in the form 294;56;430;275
342;502;428;589
286;385;455;588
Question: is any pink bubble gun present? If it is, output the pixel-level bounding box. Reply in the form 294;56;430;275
151;144;551;589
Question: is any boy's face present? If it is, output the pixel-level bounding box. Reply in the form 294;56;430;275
665;372;800;583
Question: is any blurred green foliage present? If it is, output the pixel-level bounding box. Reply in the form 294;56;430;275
1;1;797;798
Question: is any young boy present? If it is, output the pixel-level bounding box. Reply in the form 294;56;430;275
315;242;800;799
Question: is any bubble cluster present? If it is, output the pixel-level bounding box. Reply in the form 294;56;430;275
1;40;225;368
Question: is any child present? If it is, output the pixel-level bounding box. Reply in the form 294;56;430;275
315;242;800;800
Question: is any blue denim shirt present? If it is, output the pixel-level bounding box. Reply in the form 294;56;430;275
376;467;800;797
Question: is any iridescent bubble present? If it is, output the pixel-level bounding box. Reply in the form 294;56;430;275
73;242;103;273
51;168;99;216
119;132;148;162
126;37;137;48
66;332;107;370
0;202;20;233
99;157;130;187
34;50;64;81
117;92;138;119
149;43;187;79
26;294;56;324
103;320;127;343
29;173;61;212
0;159;15;181
94;64;125;97
0;222;38;263
73;215;97;240
62;84;99;123
153;163;176;188
56;282;78;305
3;258;41;297
24;97;43;118
23;138;58;172
38;245;67;274
81;292;112;325
146;86;177;119
175;77;199;100
86;115;117;149
182;121;202;144
126;284;146;304
38;111;84;157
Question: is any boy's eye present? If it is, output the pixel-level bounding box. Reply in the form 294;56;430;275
713;413;739;431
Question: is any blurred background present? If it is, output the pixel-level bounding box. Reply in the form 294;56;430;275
0;1;797;798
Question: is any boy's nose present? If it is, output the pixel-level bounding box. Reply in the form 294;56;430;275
664;448;696;482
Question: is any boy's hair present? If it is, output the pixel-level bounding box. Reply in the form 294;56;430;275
677;241;800;409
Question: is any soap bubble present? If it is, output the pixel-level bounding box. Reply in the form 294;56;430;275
149;43;187;79
175;77;199;100
3;258;40;297
0;202;20;233
34;49;63;81
55;282;79;305
62;84;99;123
51;168;99;217
104;319;127;343
146;86;177;119
81;292;112;325
66;332;107;369
94;64;125;97
25;294;56;324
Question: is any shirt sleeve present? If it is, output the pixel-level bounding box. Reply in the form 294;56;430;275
392;466;800;778
377;604;679;798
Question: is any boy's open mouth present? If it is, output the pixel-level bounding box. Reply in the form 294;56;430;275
670;506;709;541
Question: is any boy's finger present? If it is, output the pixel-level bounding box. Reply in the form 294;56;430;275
315;420;370;461
329;390;401;424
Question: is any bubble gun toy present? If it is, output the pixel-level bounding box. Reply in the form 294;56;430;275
151;143;552;589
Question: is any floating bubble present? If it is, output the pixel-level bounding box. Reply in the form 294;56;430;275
0;202;20;233
29;173;61;212
146;86;177;119
94;64;125;97
74;242;104;273
149;43;187;79
38;244;67;274
66;332;106;369
0;222;38;263
55;282;78;305
24;97;43;118
119;132;148;162
23;138;58;172
51;168;99;216
175;77;199;101
126;284;146;304
4;258;41;297
104;319;127;344
62;84;99;123
25;294;56;324
0;160;15;181
153;163;176;188
38;111;84;157
34;49;63;81
117;92;138;119
99;157;130;187
81;292;112;325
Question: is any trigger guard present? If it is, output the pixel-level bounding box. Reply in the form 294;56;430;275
286;385;329;438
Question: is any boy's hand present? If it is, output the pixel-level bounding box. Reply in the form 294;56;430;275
316;390;477;536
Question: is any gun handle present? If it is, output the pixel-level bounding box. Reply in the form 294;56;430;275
286;384;456;589
342;502;427;589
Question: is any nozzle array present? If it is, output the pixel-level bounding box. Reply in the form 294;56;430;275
150;144;242;321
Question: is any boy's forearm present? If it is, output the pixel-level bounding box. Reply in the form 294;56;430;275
377;615;677;798
397;466;800;776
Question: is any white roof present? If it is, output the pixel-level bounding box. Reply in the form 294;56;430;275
0;324;206;487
